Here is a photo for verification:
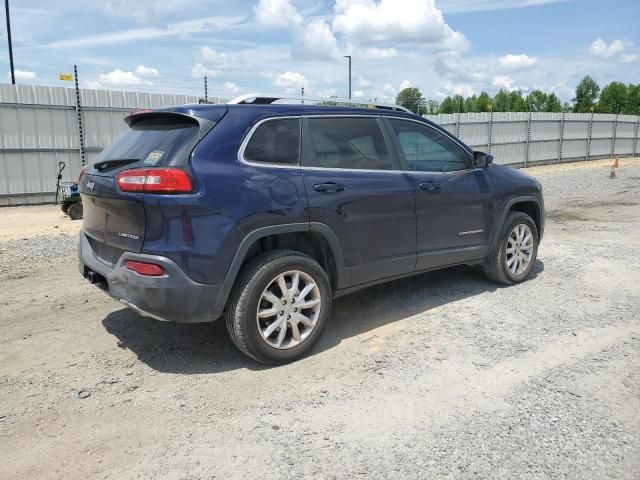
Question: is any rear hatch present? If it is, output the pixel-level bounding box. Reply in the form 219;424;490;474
79;110;220;263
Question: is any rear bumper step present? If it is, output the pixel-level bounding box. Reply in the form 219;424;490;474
79;231;223;323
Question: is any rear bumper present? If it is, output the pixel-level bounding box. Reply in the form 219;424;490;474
78;231;223;323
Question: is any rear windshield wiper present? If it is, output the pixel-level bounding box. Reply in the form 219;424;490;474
94;158;139;172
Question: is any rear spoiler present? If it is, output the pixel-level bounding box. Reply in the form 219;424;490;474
124;110;201;127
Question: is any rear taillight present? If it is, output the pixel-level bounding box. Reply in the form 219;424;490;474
116;168;193;194
125;260;165;276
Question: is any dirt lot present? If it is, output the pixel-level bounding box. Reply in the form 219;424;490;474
1;158;639;479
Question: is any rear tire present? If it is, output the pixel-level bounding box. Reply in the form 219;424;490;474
483;211;538;285
66;202;83;220
225;250;332;365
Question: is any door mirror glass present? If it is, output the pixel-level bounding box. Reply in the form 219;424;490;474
473;151;492;168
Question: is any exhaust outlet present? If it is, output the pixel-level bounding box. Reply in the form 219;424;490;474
87;270;99;284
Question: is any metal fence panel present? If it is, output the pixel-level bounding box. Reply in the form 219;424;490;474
0;83;200;205
2;82;640;205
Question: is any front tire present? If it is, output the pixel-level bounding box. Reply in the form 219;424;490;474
225;250;332;365
483;211;538;285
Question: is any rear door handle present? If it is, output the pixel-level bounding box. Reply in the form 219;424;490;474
313;182;345;193
419;182;441;192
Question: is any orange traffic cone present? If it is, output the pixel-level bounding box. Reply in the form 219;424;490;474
612;158;620;168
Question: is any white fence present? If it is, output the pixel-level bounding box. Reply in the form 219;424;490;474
1;83;639;206
0;83;202;206
424;111;640;166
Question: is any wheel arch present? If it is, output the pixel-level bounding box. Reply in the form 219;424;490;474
214;223;348;315
489;196;543;255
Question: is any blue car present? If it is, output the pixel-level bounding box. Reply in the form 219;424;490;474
79;94;544;364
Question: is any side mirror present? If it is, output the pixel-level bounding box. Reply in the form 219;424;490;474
473;151;493;168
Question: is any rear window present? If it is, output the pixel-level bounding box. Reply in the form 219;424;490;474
96;117;199;168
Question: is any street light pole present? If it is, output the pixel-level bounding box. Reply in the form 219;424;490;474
343;55;351;99
4;0;15;84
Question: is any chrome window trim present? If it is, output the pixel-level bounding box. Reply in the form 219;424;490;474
237;114;479;174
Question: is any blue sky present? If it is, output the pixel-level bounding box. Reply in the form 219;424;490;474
1;0;639;102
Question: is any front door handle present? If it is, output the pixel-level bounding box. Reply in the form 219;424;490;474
419;182;441;192
313;182;345;194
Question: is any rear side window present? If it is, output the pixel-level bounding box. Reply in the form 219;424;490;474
244;118;301;165
97;117;199;168
389;119;470;172
305;117;394;170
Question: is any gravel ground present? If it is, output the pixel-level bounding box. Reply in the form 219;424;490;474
0;158;638;479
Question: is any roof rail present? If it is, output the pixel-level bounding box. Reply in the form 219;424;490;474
227;93;412;113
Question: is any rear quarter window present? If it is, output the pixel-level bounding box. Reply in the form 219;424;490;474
243;118;301;165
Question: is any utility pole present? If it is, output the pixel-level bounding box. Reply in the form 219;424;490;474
4;0;15;84
301;86;304;104
74;65;86;166
343;55;351;99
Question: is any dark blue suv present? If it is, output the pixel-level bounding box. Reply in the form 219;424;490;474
79;95;544;364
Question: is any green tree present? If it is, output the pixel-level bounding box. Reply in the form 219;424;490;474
464;94;478;113
439;96;456;114
573;75;600;113
546;93;563;112
451;94;465;113
508;90;527;111
423;99;440;115
476;92;493;112
627;84;640;115
494;90;510;112
526;90;548;112
395;87;425;114
597;82;628;114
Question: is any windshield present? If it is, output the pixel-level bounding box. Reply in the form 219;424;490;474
96;117;199;168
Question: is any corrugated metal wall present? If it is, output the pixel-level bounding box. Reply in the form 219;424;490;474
424;111;640;167
0;84;202;206
1;82;639;206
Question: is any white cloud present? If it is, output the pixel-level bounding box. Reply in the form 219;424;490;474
200;47;234;67
134;65;160;77
588;38;631;59
353;90;365;98
318;88;338;98
499;53;538;70
46;16;243;48
191;63;218;78
97;69;152;87
353;46;398;59
356;76;372;88
274;71;310;93
437;80;476;98
621;54;639;63
224;81;239;95
492;75;515;91
333;0;469;51
255;0;302;27
298;20;340;59
12;69;37;80
437;0;569;14
104;0;195;24
547;80;573;101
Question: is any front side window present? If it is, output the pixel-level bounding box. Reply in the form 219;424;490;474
389;119;470;172
244;118;300;165
305;117;394;170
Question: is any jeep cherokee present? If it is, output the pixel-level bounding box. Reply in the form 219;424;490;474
79;95;544;364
